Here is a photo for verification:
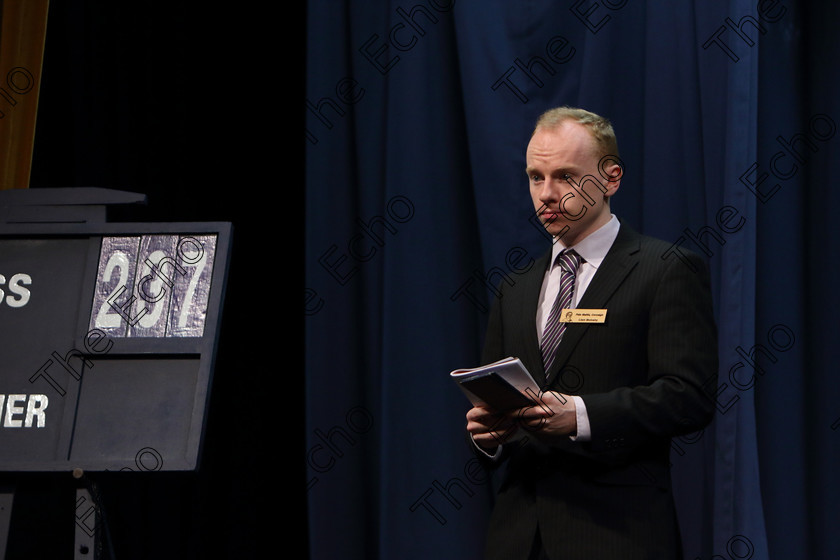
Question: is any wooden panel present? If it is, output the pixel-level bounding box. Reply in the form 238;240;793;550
0;0;49;190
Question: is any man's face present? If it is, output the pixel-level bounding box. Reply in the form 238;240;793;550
526;121;621;246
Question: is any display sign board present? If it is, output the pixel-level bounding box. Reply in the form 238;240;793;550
0;188;231;472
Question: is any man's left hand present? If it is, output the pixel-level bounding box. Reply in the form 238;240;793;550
515;391;577;441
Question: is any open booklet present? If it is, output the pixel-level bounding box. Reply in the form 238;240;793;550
450;357;541;411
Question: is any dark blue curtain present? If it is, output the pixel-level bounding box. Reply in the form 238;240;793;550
305;1;840;558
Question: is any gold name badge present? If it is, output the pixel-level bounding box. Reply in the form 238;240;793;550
559;309;607;323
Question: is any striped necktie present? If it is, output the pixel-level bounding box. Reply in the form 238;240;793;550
540;250;581;373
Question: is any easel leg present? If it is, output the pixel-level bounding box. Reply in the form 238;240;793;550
74;487;98;559
0;488;13;560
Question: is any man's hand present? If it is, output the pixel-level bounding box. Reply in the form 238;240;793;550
466;405;519;449
466;391;578;449
515;391;577;442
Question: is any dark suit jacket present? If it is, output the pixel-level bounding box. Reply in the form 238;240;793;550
479;223;718;560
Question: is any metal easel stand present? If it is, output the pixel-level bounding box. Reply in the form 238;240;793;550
74;469;115;560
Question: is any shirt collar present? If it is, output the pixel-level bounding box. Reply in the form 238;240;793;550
550;214;620;269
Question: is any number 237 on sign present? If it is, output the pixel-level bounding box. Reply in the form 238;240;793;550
88;234;217;338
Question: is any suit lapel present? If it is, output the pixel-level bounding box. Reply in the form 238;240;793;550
544;225;641;387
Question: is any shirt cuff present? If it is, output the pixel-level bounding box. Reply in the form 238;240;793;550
570;395;591;441
470;434;503;460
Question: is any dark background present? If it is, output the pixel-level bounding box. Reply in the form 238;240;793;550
4;3;305;559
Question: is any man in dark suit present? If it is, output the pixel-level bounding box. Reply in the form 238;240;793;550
466;107;718;560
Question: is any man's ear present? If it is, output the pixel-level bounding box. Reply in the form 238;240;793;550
599;155;624;198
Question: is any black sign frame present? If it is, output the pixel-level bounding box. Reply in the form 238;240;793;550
0;189;231;473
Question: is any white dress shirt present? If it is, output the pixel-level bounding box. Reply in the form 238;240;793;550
474;215;621;456
537;214;620;441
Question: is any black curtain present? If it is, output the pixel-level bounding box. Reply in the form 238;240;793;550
305;1;840;559
9;3;306;559
754;2;840;558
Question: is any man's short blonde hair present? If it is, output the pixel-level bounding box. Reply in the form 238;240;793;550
533;106;619;159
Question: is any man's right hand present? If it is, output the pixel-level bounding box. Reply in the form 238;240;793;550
466;405;519;449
